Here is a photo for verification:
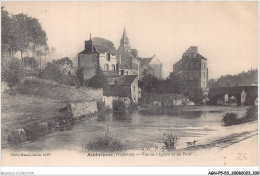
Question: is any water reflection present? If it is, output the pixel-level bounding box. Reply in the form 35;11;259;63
112;112;132;122
139;107;203;119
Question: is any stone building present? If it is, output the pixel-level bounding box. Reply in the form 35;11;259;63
117;27;162;80
103;75;139;108
140;55;162;79
78;36;118;80
172;46;208;90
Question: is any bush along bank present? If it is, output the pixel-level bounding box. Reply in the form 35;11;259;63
222;106;258;126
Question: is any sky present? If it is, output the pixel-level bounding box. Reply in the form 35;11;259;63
2;1;258;79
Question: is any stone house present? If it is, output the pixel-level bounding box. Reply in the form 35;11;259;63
103;75;139;108
140;55;162;79
172;46;208;90
78;36;118;80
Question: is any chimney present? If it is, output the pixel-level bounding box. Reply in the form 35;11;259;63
85;40;93;53
189;46;198;53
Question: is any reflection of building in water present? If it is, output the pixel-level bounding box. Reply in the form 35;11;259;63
172;46;208;90
241;89;247;106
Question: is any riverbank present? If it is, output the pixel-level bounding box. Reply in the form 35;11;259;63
2;121;257;166
1;78;103;148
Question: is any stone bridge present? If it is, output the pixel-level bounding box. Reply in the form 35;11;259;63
208;86;258;106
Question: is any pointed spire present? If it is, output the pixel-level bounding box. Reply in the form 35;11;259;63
89;33;92;40
120;24;129;46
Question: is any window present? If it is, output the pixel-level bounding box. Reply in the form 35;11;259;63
126;71;128;75
112;64;115;71
106;53;110;61
121;70;124;75
105;64;109;71
203;72;206;79
133;86;135;93
203;63;206;69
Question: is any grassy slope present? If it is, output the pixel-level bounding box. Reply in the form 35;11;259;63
2;78;102;148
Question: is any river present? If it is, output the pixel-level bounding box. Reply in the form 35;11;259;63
12;105;249;152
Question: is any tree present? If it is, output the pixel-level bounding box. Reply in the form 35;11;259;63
2;57;24;86
39;57;75;86
23;57;38;70
12;13;48;60
88;59;108;89
1;7;16;55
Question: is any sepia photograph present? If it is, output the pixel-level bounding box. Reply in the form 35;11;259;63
1;1;258;173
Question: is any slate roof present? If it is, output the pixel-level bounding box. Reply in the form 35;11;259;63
104;75;137;97
182;53;207;60
117;75;137;86
102;71;120;77
141;57;153;66
79;40;117;56
103;86;131;97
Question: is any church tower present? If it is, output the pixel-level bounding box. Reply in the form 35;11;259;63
118;26;131;56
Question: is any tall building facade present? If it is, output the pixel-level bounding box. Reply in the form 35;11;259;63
173;46;208;90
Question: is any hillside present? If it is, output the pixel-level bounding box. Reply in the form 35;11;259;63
208;69;258;88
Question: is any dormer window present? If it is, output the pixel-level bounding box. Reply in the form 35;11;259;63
106;53;110;61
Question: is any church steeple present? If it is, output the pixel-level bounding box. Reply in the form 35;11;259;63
117;25;132;56
120;26;130;47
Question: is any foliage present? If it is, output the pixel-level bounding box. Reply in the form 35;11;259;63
82;126;126;152
184;88;204;104
112;99;126;112
222;106;258;126
243;106;258;122
162;133;179;150
23;56;38;69
52;57;73;70
1;7;16;54
39;57;75;86
1;57;25;86
222;113;238;126
88;73;108;88
1;7;48;60
208;69;258;88
139;70;180;95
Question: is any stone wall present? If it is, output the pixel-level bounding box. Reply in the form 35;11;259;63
103;96;131;109
140;93;195;107
68;101;98;119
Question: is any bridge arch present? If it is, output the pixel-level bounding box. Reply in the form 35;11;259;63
211;93;241;105
208;86;258;106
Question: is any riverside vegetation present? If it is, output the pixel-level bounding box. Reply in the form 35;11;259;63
222;106;258;126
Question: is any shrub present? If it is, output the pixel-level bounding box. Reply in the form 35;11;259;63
222;106;258;126
222;113;238;126
162;133;179;150
112;99;126;112
23;121;54;141
243;106;258;122
1;57;25;86
82;126;126;152
88;72;108;89
6;130;27;147
184;88;204;104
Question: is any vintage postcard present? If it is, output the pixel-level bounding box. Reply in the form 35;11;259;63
1;1;258;170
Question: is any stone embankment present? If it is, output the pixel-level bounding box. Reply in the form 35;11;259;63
140;93;195;108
